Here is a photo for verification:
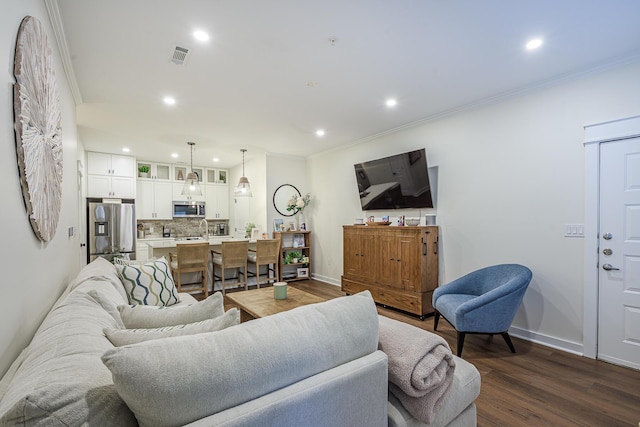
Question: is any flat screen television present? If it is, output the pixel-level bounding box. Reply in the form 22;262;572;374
354;148;434;210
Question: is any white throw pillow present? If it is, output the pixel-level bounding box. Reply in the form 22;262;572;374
118;292;224;328
104;308;239;346
116;256;179;306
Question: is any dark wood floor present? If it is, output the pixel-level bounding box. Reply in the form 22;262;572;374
205;280;640;427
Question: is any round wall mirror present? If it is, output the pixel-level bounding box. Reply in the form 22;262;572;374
273;184;301;216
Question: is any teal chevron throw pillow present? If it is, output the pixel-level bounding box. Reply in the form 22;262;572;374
116;256;179;306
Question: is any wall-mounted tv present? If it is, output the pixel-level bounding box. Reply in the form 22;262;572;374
354;148;434;210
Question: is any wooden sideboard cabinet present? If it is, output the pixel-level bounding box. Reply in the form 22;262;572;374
341;225;438;319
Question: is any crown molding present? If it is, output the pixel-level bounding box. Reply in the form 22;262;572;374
45;0;83;105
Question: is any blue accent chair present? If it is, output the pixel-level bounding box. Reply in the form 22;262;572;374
433;264;532;357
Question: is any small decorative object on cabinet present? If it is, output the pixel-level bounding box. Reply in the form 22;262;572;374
341;225;438;319
273;231;312;282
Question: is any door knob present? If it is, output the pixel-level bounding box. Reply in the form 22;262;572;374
602;233;613;240
602;248;612;255
602;263;620;271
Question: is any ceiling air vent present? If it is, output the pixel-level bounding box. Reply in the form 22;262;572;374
170;45;191;65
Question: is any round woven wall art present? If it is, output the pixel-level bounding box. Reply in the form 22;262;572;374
13;16;63;242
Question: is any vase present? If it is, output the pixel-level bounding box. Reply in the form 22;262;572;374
298;212;307;231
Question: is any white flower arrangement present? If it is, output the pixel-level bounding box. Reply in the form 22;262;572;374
286;193;311;214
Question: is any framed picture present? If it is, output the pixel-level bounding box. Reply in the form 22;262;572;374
273;218;284;232
293;234;305;248
251;228;261;240
297;267;309;278
288;221;297;231
262;232;269;240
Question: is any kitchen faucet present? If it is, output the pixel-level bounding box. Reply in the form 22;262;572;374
199;218;208;239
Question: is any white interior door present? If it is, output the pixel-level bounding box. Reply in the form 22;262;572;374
598;137;640;370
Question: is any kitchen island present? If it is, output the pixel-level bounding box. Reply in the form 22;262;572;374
145;237;257;292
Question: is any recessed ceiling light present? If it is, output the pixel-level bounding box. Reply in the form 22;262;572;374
171;153;178;158
212;157;220;162
122;147;130;153
526;38;543;50
163;96;176;105
316;129;325;137
386;98;398;107
193;30;210;42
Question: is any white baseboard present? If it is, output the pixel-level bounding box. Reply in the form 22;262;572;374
509;325;585;357
310;274;341;287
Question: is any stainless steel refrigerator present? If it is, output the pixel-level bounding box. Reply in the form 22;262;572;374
87;198;136;263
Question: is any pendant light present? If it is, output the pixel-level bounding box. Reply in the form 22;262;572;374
181;142;202;199
234;148;252;197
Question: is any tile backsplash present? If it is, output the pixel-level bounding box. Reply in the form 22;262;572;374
137;218;229;238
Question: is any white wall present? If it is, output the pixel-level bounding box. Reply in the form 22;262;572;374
266;153;309;235
0;0;81;376
229;153;267;236
308;61;640;353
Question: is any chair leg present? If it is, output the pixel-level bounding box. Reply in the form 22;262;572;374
220;266;226;295
202;269;208;298
456;332;466;357
502;332;516;353
433;310;440;331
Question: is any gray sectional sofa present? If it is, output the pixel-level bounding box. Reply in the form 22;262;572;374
0;257;480;426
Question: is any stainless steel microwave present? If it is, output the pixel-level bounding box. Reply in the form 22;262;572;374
172;201;205;218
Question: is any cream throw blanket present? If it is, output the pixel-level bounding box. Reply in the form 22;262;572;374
378;315;456;424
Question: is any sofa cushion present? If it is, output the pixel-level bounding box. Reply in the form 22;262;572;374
104;307;239;346
0;288;136;426
67;256;129;302
118;292;224;328
88;289;126;328
101;291;379;427
116;256;179;306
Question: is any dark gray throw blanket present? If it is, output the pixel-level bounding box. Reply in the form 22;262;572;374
378;315;456;424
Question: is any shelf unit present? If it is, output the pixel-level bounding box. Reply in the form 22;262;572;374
273;231;312;282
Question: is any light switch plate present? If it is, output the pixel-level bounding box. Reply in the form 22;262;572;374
564;224;584;237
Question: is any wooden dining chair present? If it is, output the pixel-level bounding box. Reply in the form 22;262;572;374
212;240;249;294
168;242;210;297
247;239;281;288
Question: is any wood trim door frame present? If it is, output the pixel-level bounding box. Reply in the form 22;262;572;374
582;114;640;359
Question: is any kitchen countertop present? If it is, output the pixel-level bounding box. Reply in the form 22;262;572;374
145;236;241;249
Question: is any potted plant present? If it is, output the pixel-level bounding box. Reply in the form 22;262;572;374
284;251;302;264
245;222;256;238
138;164;150;178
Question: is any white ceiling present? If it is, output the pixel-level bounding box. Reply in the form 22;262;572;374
54;0;640;168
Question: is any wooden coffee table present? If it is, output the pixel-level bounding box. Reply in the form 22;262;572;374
225;286;326;322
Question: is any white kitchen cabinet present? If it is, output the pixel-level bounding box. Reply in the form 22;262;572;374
88;152;134;177
205;184;229;219
137;161;171;181
136;242;149;263
172;182;205;202
136;180;172;219
87;174;136;198
87;152;135;198
173;165;204;182
205;168;228;185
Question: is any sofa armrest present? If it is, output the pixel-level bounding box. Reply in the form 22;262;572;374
388;355;481;427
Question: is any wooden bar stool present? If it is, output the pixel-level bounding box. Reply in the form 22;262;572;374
168;242;210;297
212;240;249;295
247;239;281;288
